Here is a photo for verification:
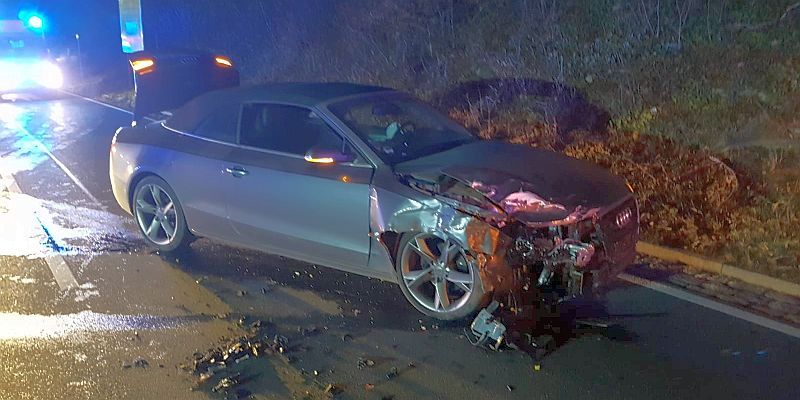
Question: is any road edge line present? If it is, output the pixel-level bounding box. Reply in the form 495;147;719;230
58;89;161;122
619;272;800;339
637;241;800;298
58;89;134;116
27;136;104;209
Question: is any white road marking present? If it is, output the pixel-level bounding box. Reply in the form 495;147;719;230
619;273;800;339
22;133;104;209
0;172;80;290
57;90;134;116
58;90;159;122
44;254;80;290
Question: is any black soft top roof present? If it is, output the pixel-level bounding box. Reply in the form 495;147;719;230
166;82;393;132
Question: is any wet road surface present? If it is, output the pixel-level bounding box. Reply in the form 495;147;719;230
0;95;799;399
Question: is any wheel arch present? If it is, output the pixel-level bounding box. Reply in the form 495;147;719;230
377;231;401;265
127;170;161;214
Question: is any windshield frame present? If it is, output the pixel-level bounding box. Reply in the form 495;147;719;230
324;91;476;166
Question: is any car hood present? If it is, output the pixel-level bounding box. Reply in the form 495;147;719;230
394;140;632;224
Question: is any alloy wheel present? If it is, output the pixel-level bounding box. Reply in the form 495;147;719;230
399;233;476;314
134;183;179;246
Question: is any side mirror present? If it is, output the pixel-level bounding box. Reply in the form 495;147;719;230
304;148;356;164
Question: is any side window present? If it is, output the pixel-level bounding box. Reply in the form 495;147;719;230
240;104;351;156
193;104;240;143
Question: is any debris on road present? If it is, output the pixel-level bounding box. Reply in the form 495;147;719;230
133;357;149;369
357;358;375;369
180;314;334;398
467;301;507;351
212;373;240;392
198;371;214;384
299;325;319;336
324;383;343;395
123;357;149;369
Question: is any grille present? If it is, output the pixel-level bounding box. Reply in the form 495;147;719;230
179;56;201;64
597;197;639;268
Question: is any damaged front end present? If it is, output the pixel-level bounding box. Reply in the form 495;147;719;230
377;170;639;349
395;171;639;306
502;194;640;302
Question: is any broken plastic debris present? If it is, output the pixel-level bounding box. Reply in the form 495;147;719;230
198;371;214;384
324;383;343;395
468;301;506;351
272;334;288;353
234;354;250;364
212;374;240;392
357;358;376;369
133;357;149;369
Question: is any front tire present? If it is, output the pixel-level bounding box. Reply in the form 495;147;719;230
132;176;192;253
395;232;488;321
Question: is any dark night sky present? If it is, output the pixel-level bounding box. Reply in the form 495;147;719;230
3;0;123;64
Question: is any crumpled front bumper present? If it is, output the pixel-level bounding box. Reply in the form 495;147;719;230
476;195;640;300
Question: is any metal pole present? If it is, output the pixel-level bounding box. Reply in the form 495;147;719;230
75;33;84;81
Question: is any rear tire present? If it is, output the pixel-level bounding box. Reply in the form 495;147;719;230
394;232;488;321
132;176;193;253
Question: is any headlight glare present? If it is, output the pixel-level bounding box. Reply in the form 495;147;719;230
33;61;64;89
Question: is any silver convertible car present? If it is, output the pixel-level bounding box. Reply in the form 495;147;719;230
111;52;639;320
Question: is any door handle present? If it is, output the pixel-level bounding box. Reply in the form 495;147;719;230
225;166;249;178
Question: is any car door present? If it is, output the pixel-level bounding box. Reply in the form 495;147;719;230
162;103;240;241
225;103;373;271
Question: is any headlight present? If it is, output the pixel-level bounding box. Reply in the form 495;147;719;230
0;62;23;91
32;61;63;89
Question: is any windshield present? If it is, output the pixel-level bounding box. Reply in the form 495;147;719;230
329;94;476;165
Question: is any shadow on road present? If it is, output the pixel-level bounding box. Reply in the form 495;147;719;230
151;239;660;364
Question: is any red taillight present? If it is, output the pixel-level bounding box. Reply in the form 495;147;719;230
214;56;233;68
130;58;155;74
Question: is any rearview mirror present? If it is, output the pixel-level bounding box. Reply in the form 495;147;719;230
304;148;356;164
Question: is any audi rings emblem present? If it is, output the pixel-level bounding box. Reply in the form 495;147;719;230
615;208;633;228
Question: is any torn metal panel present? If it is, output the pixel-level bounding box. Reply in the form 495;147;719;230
370;182;518;293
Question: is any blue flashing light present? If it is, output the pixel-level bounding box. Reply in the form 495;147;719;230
27;15;43;30
18;9;47;33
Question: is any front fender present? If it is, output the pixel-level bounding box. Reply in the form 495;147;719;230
370;185;516;294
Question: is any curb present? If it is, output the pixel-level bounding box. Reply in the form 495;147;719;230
636;241;800;298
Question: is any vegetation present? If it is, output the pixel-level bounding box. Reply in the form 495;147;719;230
141;0;800;282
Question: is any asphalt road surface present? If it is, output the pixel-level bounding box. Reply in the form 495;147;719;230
0;94;798;400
